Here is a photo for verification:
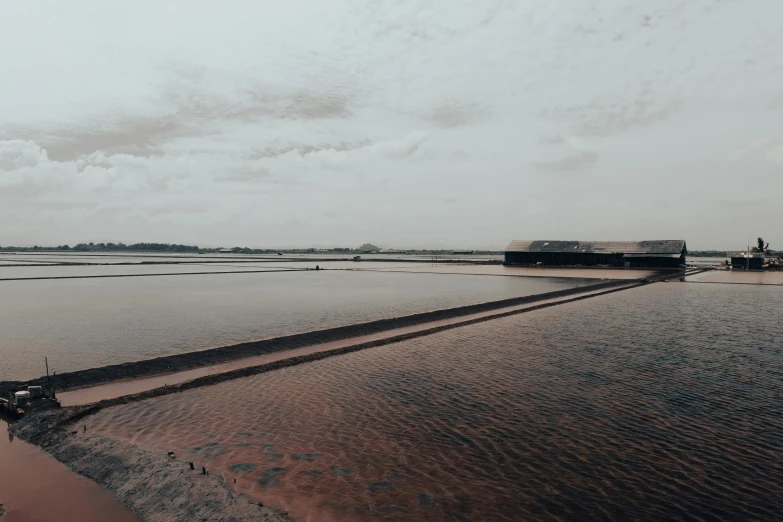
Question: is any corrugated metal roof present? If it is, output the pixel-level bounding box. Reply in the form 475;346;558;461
622;253;683;258
505;240;686;254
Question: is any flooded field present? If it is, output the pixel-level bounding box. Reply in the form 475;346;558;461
0;263;305;279
0;254;334;266
0;263;311;279
686;270;783;285
0;260;490;278
687;256;729;266
0;261;654;281
0;252;502;265
359;264;655;280
0;270;600;380
85;282;783;521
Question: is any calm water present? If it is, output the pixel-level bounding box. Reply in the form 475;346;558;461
0;270;597;380
0;252;655;280
0;254;332;265
687;270;783;285
0;418;140;522
0;263;302;279
0;252;503;264
85;282;783;521
0;261;495;278
361;264;655;280
687;256;729;266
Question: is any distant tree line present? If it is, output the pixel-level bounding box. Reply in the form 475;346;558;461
71;242;201;252
0;242;202;252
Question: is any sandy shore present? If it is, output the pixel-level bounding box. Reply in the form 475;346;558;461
10;410;290;522
0;279;632;398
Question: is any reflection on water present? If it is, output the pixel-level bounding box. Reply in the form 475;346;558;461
358;264;655;280
0;418;140;522
86;283;783;521
0;271;597;380
687;270;783;285
0;263;298;278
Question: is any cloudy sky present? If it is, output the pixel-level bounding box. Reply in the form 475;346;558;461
1;1;781;250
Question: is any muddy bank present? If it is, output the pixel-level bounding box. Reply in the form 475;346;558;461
10;411;290;522
1;413;141;522
0;279;632;398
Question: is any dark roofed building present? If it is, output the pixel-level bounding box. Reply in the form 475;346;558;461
505;240;687;268
730;253;764;270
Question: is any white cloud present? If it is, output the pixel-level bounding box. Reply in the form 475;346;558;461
536;149;599;172
302;132;428;167
767;145;783;164
731;137;783;164
0;140;49;170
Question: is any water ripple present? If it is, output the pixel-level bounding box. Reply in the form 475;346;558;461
86;283;783;521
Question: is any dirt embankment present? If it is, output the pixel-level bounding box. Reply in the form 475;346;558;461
0;280;631;398
11;411;290;522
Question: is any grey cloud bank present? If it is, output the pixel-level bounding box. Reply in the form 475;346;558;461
1;0;781;249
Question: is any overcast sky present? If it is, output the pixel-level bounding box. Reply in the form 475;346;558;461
1;1;781;250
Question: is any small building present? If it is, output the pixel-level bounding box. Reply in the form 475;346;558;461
505;240;687;268
217;248;233;254
730;253;764;270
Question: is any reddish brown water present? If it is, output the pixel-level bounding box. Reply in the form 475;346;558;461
686;269;783;284
60;283;630;406
85;283;783;521
0;418;140;522
2;270;599;380
355;264;655;280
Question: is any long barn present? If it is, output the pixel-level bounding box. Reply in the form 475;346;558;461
504;240;687;268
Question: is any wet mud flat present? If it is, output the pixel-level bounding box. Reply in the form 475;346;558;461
0;279;630;398
10;410;290;522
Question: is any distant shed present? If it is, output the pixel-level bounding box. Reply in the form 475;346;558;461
730;254;764;270
504;240;687;268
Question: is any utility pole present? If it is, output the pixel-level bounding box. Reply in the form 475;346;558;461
45;357;51;397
